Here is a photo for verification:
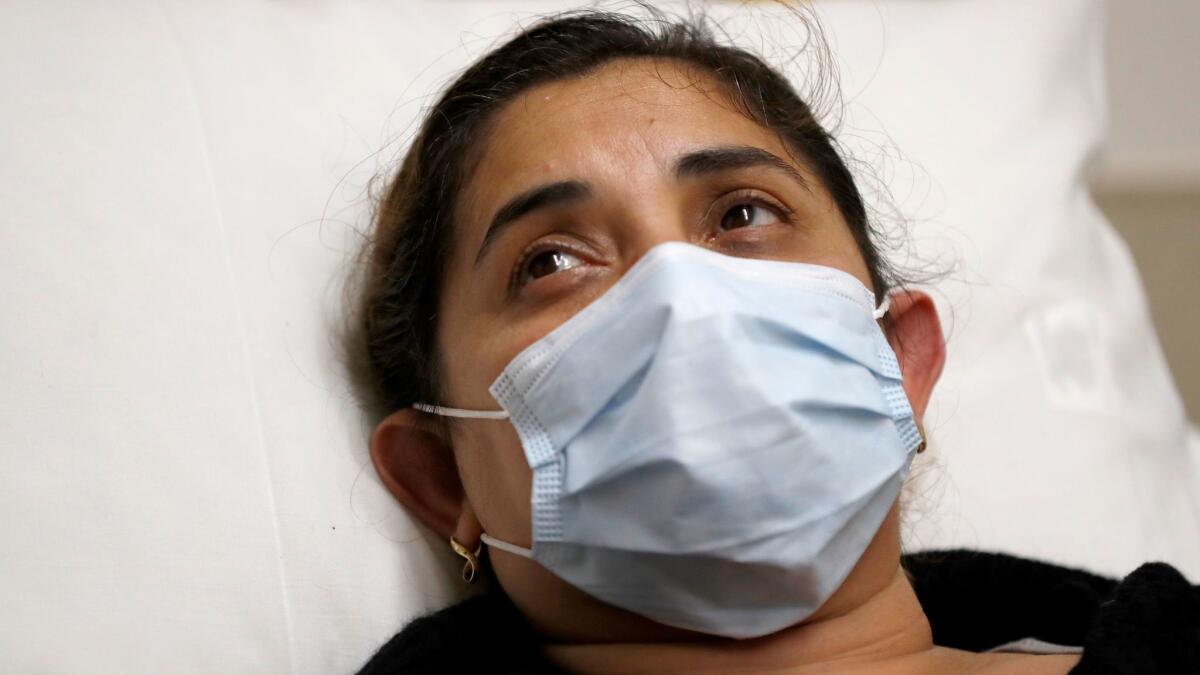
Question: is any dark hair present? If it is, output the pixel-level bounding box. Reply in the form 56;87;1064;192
345;3;899;422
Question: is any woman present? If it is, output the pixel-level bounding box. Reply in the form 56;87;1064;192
346;7;1198;674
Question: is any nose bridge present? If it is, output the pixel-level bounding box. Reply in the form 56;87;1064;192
612;182;694;271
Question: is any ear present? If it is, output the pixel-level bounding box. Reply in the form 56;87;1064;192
369;409;479;541
882;290;945;420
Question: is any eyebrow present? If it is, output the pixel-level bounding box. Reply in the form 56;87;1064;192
673;145;809;192
473;144;808;266
474;180;591;266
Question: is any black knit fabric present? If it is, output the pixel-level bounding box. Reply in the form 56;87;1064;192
903;550;1119;651
355;589;560;675
355;549;1200;674
1070;562;1200;674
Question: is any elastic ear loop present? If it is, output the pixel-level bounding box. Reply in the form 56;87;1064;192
873;293;892;320
416;404;529;559
480;533;534;559
413;402;509;419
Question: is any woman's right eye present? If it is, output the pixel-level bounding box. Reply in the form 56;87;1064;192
518;248;582;287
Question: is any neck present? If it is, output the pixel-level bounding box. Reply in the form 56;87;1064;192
541;566;937;674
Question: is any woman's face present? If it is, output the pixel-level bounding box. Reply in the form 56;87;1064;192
376;56;943;642
439;56;872;534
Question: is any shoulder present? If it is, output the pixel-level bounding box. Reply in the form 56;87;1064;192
904;550;1200;674
1071;562;1200;673
354;589;561;675
903;549;1118;651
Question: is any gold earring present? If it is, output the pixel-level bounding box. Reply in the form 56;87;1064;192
449;536;483;583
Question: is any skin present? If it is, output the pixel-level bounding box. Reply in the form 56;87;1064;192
370;58;1081;674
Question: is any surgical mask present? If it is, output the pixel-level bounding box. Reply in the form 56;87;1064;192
415;242;922;639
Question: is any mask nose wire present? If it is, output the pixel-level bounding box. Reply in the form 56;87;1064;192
415;294;892;417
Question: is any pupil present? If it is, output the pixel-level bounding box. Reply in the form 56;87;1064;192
528;250;564;279
722;204;753;230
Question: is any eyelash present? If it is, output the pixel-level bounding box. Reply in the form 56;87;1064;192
708;189;795;233
507;190;795;292
509;237;585;293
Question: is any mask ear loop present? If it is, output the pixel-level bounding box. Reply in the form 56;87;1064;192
413;403;510;420
480;533;534;559
872;293;892;320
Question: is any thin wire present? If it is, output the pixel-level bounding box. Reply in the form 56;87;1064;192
413;402;510;419
481;533;534;559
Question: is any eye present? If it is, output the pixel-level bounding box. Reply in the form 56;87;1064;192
719;202;783;231
518;248;583;286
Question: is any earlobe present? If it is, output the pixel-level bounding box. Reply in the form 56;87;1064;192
881;290;946;421
369;409;466;539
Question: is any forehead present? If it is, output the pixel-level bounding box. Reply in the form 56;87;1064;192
459;57;794;225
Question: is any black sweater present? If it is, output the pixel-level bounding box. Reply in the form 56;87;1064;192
357;550;1200;674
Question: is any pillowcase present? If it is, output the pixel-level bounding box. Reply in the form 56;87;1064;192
817;0;1199;577
0;1;1193;672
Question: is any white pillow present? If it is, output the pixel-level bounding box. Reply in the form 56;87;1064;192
0;1;1194;673
813;1;1200;574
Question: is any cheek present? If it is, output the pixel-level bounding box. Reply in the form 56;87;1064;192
454;421;534;540
434;314;513;409
801;204;876;291
453;299;592;401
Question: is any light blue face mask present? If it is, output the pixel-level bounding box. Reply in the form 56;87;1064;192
415;242;922;639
